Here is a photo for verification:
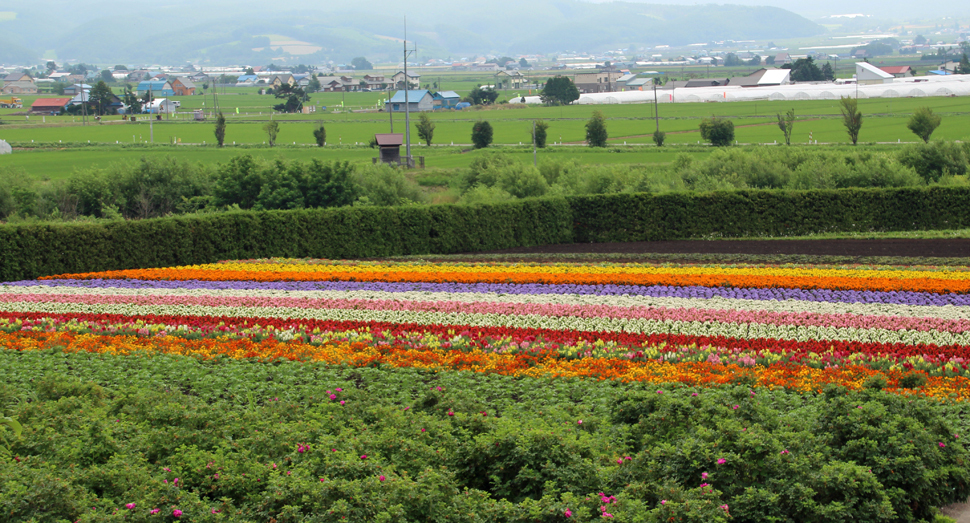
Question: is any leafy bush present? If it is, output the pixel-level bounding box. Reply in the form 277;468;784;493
585;111;608;147
898;141;969;183
471;121;493;149
699;116;735;147
1;352;968;523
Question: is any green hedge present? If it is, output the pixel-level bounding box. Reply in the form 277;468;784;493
2;186;970;280
570;186;970;242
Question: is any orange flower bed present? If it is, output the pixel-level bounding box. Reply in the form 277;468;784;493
5;331;969;401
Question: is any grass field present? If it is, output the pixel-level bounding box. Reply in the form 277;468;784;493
2;83;968;180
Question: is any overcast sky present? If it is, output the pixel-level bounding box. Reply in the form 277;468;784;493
588;0;968;21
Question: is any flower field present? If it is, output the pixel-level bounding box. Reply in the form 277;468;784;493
5;258;970;399
5;256;970;522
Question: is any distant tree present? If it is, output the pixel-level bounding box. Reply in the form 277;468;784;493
89;81;115;115
214;112;227;147
487;56;515;67
914;34;927;45
351;57;373;70
540;76;580;106
533;120;548;148
907;106;941;143
519;57;530;68
747;55;762;66
699;116;735;146
776;108;795;145
585;111;608;147
839;96;863;145
724;53;742;67
263;120;280;146
652;130;666;147
765;55;776;65
123;84;141;114
308;75;321;93
292;64;311;74
468;85;499;105
272;84;307;113
821;62;835;81
960;51;970;74
52;82;66;95
45;61;57;74
67;63;90;76
313;122;326;146
471;121;493;149
789;57;824;82
100;69;115;83
114;65;128;71
266;63;281;72
409;113;433;146
245;67;255;75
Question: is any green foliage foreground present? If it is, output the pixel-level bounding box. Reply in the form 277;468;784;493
1;350;968;522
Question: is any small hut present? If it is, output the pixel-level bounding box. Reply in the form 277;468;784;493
0;139;11;155
374;133;403;165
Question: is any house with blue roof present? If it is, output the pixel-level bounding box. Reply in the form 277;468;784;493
432;91;461;109
385;90;434;112
137;80;174;96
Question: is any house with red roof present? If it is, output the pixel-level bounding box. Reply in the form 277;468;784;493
879;65;914;78
30;97;71;114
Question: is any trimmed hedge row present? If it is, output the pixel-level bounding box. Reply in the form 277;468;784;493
2;186;970;280
570;186;970;243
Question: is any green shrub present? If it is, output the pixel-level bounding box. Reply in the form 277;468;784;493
897;141;969;183
699;116;735;147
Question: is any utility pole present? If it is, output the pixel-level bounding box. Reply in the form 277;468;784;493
149;84;153;143
403;18;416;167
532;120;537;167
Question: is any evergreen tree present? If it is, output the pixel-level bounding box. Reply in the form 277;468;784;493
214;112;227;147
416;113;435;146
471;121;493;149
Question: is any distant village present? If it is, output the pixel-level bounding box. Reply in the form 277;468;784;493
1;30;967;115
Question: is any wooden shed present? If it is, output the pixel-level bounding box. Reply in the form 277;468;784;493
374;133;403;165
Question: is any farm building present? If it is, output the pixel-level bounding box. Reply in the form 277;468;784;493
2;73;37;94
385;90;434;112
880;66;913;78
137;80;174;96
144;98;178;114
733;68;791;87
171;77;196;96
856;61;894;85
0;139;10;155
63;84;91;96
685;78;730;88
432;91;461;109
235;74;259;86
29;97;71;114
574;71;623;93
623;78;653;90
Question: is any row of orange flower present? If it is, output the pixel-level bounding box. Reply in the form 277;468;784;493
5;330;968;401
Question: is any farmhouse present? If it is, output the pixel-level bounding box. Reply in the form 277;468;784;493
235;74;259;86
270;74;295;88
685;78;730;88
856;61;894;85
2;73;37;94
385;90;434;112
137;80;174;96
171;77;196;96
391;71;421;89
361;74;386;90
469;63;501;72
495;70;526;89
623;78;653;90
29;97;71;114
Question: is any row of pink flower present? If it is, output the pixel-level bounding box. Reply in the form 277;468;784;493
6;291;970;335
